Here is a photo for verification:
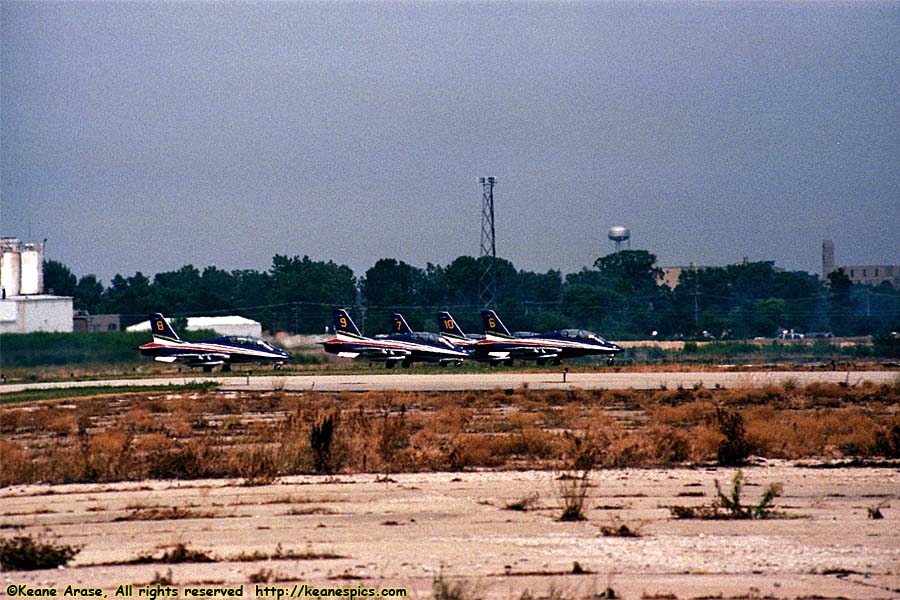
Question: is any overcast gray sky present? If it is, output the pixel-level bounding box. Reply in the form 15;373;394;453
3;0;898;284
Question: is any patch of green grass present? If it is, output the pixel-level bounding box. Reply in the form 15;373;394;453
0;382;219;405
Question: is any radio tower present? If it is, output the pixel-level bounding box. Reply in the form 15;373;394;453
479;176;497;309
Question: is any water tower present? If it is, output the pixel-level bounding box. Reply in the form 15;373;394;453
608;226;631;252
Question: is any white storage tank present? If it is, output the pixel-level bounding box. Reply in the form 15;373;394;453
1;239;22;298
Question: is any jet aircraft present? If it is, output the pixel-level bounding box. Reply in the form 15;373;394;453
138;313;292;371
436;310;487;355
320;309;468;368
474;309;623;366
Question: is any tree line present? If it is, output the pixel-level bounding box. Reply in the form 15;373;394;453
43;250;900;339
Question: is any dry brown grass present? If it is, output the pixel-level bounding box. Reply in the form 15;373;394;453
2;382;898;486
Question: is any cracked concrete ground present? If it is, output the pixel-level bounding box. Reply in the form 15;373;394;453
1;466;898;599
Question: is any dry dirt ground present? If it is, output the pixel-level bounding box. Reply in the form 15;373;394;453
2;466;898;600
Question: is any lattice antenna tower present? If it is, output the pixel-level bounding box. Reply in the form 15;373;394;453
479;176;497;309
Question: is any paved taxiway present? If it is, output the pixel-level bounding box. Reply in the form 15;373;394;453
1;369;896;394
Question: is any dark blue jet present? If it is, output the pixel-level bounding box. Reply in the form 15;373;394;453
320;309;468;368
470;309;623;366
138;313;292;372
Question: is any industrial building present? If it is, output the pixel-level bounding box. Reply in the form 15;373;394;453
658;259;781;289
0;238;74;334
822;240;899;288
73;313;122;333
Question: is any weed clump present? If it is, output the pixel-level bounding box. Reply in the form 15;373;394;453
670;469;783;520
0;535;80;571
311;413;337;474
874;424;900;458
248;568;273;583
867;502;887;520
714;406;750;466
133;543;214;564
598;515;642;537
557;471;591;522
432;571;477;600
504;493;539;512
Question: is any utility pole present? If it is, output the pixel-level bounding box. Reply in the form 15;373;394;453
479;176;497;309
693;271;700;329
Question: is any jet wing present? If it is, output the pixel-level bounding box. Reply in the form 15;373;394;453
155;353;230;367
475;341;561;361
502;345;562;359
483;349;558;359
353;347;411;360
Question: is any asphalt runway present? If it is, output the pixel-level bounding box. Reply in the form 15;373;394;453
1;369;896;395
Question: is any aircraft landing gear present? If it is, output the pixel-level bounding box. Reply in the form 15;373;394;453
202;365;214;373
552;358;561;366
222;363;232;373
504;358;514;367
537;358;546;366
401;359;412;368
274;363;282;370
386;362;396;369
607;356;615;366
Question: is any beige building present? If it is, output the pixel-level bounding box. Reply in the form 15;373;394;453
822;240;899;288
658;264;698;289
658;259;781;289
73;313;122;333
842;265;899;288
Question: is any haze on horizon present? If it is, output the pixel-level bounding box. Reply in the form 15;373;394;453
2;1;898;285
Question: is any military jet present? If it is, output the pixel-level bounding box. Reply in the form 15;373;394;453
320;308;468;368
474;309;623;366
138;313;292;372
436;310;487;354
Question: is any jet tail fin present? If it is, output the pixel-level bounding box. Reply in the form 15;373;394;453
481;309;512;337
333;308;363;338
149;313;180;341
390;313;413;335
437;311;468;339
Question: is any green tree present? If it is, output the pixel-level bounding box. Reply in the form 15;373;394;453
362;259;426;307
560;284;623;332
443;256;481;307
268;255;357;333
593;250;663;295
588;250;670;336
827;269;854;335
42;260;77;296
673;262;825;338
749;298;786;337
99;272;160;325
361;258;429;333
518;270;562;305
74;275;104;313
153;265;204;315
